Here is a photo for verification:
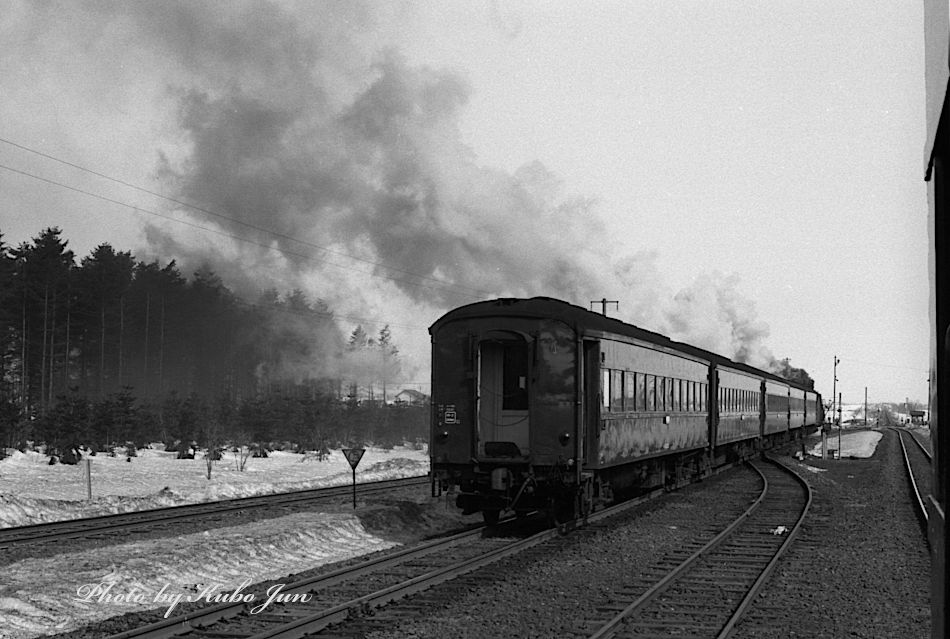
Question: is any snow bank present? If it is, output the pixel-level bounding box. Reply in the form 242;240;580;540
806;430;883;459
0;446;429;528
0;511;397;639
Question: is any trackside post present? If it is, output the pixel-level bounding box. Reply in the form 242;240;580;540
342;448;365;508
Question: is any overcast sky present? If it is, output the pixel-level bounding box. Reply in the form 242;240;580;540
0;1;929;406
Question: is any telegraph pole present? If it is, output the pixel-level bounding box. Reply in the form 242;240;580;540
832;356;839;425
864;387;867;428
838;392;842;457
590;298;619;316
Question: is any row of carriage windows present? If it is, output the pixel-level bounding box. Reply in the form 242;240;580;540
719;387;761;413
601;369;708;413
600;368;807;415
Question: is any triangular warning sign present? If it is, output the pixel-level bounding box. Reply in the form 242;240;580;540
342;447;365;470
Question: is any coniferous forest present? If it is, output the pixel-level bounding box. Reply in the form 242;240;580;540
0;228;425;462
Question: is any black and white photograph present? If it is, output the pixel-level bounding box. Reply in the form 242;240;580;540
0;1;946;637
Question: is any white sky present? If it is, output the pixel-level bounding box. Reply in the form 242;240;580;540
0;1;930;404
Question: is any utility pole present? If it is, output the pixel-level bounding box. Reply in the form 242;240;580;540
864;387;867;428
832;355;839;426
590;298;619;316
838;392;842;457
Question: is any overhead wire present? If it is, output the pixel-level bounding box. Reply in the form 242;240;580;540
0;136;497;300
837;357;928;374
0;160;483;312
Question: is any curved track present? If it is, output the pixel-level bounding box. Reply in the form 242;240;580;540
103;465;718;639
0;475;428;549
586;457;811;639
894;427;933;529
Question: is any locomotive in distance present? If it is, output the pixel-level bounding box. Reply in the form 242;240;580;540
429;297;823;524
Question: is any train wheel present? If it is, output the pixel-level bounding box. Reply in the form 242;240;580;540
482;509;500;525
550;495;576;527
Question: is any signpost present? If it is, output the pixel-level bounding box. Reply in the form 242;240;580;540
342;448;365;509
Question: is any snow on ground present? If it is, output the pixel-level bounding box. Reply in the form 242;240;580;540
0;446;429;528
0;511;398;639
806;430;883;459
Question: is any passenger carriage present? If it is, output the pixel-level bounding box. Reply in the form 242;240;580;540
429;297;821;523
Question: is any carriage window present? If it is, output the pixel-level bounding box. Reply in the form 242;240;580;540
666;378;674;411
672;379;680;412
625;372;636;409
685;381;691;412
611;369;624;411
502;342;529;410
638;373;647;411
646;375;656;410
602;369;610;410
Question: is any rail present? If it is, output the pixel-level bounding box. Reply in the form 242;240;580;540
0;475;429;548
587;456;811;639
894;427;932;530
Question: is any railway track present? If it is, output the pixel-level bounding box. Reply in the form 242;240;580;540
0;475;428;549
103;518;538;639
908;427;934;458
894;427;933;529
102;464;712;639
585;457;811;639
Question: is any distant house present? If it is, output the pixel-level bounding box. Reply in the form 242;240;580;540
394;389;428;406
910;410;928;425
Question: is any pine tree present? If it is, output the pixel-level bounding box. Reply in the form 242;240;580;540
14;228;75;415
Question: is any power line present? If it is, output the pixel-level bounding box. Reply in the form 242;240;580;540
0;160;484;303
231;296;429;332
1;162;431;332
837;357;928;373
0;137;497;299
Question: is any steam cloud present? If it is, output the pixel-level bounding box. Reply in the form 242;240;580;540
27;2;798;380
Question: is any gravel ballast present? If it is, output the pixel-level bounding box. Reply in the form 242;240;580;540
44;429;932;638
732;430;930;638
364;431;930;638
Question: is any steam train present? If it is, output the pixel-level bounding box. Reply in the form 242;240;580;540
429;297;823;523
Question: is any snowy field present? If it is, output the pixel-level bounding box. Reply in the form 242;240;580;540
806;429;883;459
797;430;884;474
0;434;893;638
0;445;431;639
0;510;401;638
0;446;430;528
